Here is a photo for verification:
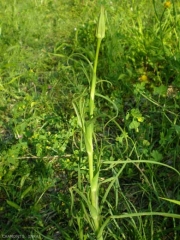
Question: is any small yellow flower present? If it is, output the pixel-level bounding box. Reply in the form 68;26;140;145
164;1;171;8
139;75;148;82
137;116;144;122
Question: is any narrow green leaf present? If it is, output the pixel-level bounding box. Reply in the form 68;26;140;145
111;212;180;219
6;200;21;211
159;197;180;206
21;185;32;199
98;211;180;239
20;173;30;188
95;93;119;119
72;101;83;129
103;159;180;176
7;75;21;84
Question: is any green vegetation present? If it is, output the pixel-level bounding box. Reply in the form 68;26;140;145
0;0;180;239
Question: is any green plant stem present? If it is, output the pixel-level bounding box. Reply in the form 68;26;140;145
84;37;102;237
83;6;105;238
89;38;102;118
87;37;102;185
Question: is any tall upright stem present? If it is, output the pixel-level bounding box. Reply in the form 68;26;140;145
89;38;102;118
87;38;102;184
84;6;105;238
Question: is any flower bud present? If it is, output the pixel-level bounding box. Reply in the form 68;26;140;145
164;1;171;8
96;6;105;39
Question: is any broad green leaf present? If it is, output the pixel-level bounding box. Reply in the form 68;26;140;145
131;108;142;119
129;120;140;130
153;85;167;96
126;112;130;120
143;139;150;146
150;150;163;162
116;132;128;144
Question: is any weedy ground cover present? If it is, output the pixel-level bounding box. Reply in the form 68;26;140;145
0;0;180;239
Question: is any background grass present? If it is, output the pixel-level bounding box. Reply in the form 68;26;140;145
0;0;180;239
